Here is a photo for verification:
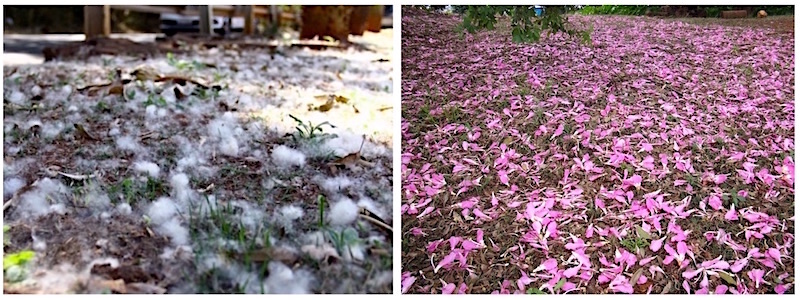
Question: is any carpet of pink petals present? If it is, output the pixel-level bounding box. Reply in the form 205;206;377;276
401;8;794;294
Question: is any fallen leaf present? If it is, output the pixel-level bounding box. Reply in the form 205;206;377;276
334;95;349;103
97;279;127;293
174;86;187;100
718;271;736;285
125;282;166;294
554;278;566;291
661;281;673;294
313;97;335;112
629;268;644;286
359;207;392;234
74;123;98;141
57;171;97;181
328;135;375;168
636;225;652;240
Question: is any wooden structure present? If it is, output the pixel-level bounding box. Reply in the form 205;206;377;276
83;5;296;39
300;5;385;42
721;10;748;19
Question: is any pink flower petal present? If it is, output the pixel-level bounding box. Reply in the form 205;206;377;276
650;236;666;252
434;252;458;273
564;265;581;278
714;285;728;294
458;283;468;294
730;258;749;273
401;275;416;294
725;204;738;221
441;282;456;294
682;268;704;279
747;269;765;288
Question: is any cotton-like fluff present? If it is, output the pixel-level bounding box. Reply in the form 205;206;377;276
3;177;26;199
18;178;69;217
147;197;179;225
328;198;359;226
265;262;312;294
134;161;161;178
271;145;306;168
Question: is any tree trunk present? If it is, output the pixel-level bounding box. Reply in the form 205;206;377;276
300;5;354;42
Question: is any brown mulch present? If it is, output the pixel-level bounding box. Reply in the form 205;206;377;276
4;211;190;292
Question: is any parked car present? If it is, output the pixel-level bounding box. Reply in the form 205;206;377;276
160;11;244;36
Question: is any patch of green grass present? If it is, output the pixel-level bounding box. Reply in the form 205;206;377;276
95;101;111;113
620;235;649;252
186;194;274;294
144;94;168;108
418;104;435;124
326;227;362;259
318;194;327;229
288;114;337;142
3;250;35;283
442;105;464;124
108;176;167;204
166;52;199;71
527;287;546;294
684;173;700;190
721;187;747;208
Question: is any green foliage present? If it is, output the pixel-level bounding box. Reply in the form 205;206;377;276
3;250;35;283
620;235;649;252
3;250;35;271
461;6;591;44
144;94;168;108
527;287;546;294
326;227;362;257
108;176;166;204
461;6;499;33
579;5;653;15
166;52;206;71
288;114;336;142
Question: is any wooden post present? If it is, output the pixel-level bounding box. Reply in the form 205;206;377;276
270;5;279;27
199;5;213;35
84;5;110;39
244;5;256;35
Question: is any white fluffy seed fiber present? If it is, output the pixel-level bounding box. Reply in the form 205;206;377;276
271;145;306;168
133;161;161;177
328;198;359;226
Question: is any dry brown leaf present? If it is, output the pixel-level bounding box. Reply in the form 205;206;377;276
334;95;349;103
661;281;673;294
130;66;161;81
353;104;359;113
57;171;97;181
328;135;376;168
174;86;187;100
125;282;166;294
138;131;158;141
97;279;127;293
358;208;392;234
629;268;643;286
74;123;98;141
311;96;335;112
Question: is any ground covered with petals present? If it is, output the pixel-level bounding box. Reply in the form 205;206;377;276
401;8;794;294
